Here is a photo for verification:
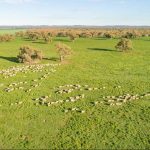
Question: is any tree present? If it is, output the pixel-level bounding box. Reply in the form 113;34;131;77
0;34;15;42
115;38;133;52
79;32;92;38
15;31;25;37
43;34;52;43
122;32;136;39
67;32;78;42
104;33;112;38
57;32;67;37
55;43;72;62
18;45;43;64
26;31;40;41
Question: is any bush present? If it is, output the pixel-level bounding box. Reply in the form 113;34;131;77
15;31;25;37
18;45;43;64
0;34;15;42
104;33;112;38
67;32;78;42
42;34;52;43
122;32;136;39
55;43;72;62
79;32;92;38
115;38;133;52
26;32;40;41
57;32;67;37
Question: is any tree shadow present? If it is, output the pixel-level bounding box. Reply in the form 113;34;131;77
0;56;19;63
32;41;47;44
23;38;33;42
94;38;107;40
141;39;150;42
88;48;118;52
43;57;59;61
54;39;70;42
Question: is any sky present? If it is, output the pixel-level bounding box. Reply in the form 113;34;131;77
0;0;150;26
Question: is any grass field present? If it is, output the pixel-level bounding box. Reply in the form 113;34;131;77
0;32;150;149
0;29;25;35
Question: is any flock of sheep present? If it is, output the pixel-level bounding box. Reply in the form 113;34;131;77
0;63;149;114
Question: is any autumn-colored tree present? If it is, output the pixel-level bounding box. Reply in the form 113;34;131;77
25;31;40;41
115;38;133;52
104;33;112;38
57;31;67;37
55;43;72;62
43;34;52;43
67;32;78;42
122;32;137;39
18;45;43;64
22;28;150;40
90;31;97;37
15;31;25;37
79;32;92;38
0;34;15;42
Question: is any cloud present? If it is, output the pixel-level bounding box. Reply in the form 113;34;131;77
0;0;34;4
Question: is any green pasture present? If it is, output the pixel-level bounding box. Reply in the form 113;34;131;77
0;29;25;35
0;33;150;149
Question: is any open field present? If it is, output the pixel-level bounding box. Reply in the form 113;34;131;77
0;30;150;149
0;29;25;35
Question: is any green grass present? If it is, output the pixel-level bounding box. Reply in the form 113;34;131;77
0;29;25;35
0;35;150;149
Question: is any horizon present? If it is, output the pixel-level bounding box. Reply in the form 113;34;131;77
0;0;150;26
0;25;150;27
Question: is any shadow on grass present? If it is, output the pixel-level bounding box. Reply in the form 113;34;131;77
43;57;59;61
88;48;117;52
23;38;46;44
0;56;18;63
0;56;59;63
32;41;47;44
23;38;33;42
141;39;150;42
94;38;107;40
54;39;70;42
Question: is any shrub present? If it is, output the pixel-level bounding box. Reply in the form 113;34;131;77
43;34;52;43
122;32;136;39
57;32;67;37
90;31;97;37
97;32;104;38
0;34;15;42
67;32;78;42
15;31;25;37
35;50;43;60
26;32;40;41
115;38;133;52
55;43;72;62
18;45;43;64
47;31;57;37
104;33;112;38
79;32;92;38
